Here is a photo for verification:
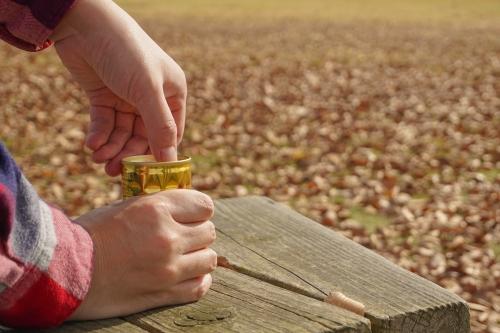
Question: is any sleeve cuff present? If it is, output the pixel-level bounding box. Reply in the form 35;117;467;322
0;205;93;328
0;0;77;52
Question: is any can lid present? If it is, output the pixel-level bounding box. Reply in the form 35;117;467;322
122;154;191;167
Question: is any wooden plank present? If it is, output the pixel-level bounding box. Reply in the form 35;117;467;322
6;318;147;333
126;268;371;332
214;230;322;299
212;196;470;333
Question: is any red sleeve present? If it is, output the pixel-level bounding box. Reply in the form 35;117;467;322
0;0;77;51
0;144;93;328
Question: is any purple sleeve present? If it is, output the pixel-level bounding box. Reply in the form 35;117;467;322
0;0;77;51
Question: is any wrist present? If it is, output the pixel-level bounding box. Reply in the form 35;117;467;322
69;215;101;320
50;0;81;42
50;0;113;42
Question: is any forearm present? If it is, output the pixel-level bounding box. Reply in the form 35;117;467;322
52;0;140;41
0;143;93;328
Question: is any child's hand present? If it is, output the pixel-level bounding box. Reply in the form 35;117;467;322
70;190;217;320
51;0;186;176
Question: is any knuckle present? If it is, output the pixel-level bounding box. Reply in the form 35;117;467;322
207;221;216;243
193;278;209;300
134;77;161;104
178;71;187;88
85;136;99;151
207;249;218;272
140;195;159;210
144;73;163;91
157;230;179;253
140;197;168;225
164;118;178;132
158;119;177;141
178;77;187;98
162;264;178;281
150;197;168;215
173;66;187;92
194;286;205;300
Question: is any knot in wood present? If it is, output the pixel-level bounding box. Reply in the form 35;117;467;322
174;306;233;327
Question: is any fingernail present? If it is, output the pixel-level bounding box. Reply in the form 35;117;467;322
159;147;177;161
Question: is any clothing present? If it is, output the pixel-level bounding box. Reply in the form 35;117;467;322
0;144;93;328
1;1;94;327
0;0;76;51
0;1;93;328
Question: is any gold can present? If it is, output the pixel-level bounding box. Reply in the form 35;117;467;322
121;155;192;199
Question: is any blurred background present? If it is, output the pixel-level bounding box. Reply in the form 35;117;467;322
0;0;498;331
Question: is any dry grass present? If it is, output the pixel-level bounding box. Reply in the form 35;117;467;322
1;1;499;331
118;0;500;24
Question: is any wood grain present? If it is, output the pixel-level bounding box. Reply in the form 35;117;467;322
212;196;470;333
126;268;370;333
213;230;322;299
4;196;469;332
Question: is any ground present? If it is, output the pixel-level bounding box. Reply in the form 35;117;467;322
0;1;498;332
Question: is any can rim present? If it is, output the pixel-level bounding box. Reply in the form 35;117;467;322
122;155;191;167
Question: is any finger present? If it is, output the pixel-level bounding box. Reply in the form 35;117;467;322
104;117;149;176
165;93;186;146
157;189;214;223
164;274;212;305
177;220;216;253
92;112;135;163
137;88;178;162
86;106;115;151
163;67;186;145
179;248;217;280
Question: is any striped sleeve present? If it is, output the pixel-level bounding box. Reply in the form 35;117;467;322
0;0;77;51
0;143;93;328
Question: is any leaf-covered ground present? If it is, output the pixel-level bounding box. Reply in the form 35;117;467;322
0;7;499;333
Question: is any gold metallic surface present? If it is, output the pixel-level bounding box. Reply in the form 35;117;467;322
121;155;192;198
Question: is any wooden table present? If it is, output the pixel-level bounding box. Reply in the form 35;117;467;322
14;196;470;332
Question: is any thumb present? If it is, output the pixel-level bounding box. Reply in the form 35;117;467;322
137;90;178;161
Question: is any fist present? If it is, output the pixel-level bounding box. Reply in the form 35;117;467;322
70;190;217;320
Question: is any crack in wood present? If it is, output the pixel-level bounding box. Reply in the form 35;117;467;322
212;284;356;332
215;229;369;319
216;227;327;297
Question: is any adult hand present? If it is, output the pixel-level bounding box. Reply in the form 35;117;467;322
51;0;186;176
70;190;217;320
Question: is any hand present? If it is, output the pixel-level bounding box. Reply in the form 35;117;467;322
69;190;217;320
51;0;186;176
